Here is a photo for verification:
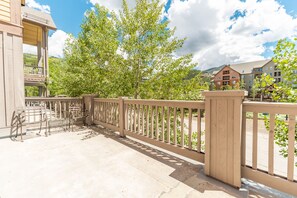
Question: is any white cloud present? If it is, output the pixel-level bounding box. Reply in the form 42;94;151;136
26;0;51;13
167;0;297;69
23;30;70;58
89;0;167;14
48;30;70;58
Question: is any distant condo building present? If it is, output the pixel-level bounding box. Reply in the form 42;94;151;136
212;59;284;93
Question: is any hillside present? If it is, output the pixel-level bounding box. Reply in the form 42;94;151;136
202;65;225;74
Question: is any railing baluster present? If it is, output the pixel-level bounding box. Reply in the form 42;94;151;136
197;109;201;152
268;113;275;175
188;109;192;149
181;108;184;148
59;101;62;119
287;114;295;181
156;106;159;141
134;104;137;132
49;102;52;120
173;107;177;146
55;101;57;119
167;107;171;144
129;104;133;131
151;106;154;139
161;106;164;142
252;112;258;170
138;104;141;134
142;105;145;135
241;112;246;166
146;105;149;137
125;104;128;130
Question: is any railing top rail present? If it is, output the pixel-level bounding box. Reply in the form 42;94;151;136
25;97;82;101
243;101;297;115
94;98;119;103
125;99;205;109
24;65;43;68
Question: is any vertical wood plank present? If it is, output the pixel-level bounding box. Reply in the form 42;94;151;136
241;111;246;166
151;106;154;139
210;99;217;177
146;105;149;137
173;107;177;146
142;105;145;135
181;108;184;148
287;115;295;181
217;99;228;182
124;104;128;130
156;106;159;140
161;106;164;142
252;112;258;170
227;99;234;185
167;107;171;143
134;104;137;132
197;109;201;152
268;113;275;175
188;109;192;150
59;101;62;119
138;104;141;134
233;98;243;187
204;98;211;175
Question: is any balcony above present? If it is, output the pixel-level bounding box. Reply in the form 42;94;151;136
24;65;46;85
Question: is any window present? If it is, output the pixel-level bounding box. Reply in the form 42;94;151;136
232;76;237;79
223;76;230;80
223;81;229;85
275;78;281;83
223;70;230;75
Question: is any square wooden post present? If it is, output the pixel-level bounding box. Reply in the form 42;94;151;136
82;94;97;125
202;91;247;188
118;97;126;137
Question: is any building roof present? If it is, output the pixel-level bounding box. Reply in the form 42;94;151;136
229;59;271;75
22;7;57;30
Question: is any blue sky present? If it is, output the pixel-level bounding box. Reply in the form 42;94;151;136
25;0;297;69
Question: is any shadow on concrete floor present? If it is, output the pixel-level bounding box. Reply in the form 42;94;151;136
79;125;248;198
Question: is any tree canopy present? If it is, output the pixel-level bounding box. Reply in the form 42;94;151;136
58;0;206;99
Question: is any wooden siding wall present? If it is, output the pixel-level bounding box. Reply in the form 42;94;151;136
0;0;11;22
0;32;24;128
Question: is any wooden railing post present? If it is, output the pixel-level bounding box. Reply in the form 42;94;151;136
202;90;247;188
119;97;126;137
82;94;97;125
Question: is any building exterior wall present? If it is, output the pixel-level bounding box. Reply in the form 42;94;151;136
0;0;24;129
242;74;254;93
213;66;240;89
262;61;282;82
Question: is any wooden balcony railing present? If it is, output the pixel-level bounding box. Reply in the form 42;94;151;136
25;93;297;196
25;97;83;122
242;101;297;195
24;65;46;83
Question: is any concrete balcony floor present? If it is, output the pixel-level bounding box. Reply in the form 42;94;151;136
0;126;286;198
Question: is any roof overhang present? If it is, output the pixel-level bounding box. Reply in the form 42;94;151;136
22;7;57;30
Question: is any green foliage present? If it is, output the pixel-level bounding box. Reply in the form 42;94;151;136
25;86;39;97
273;38;297;85
252;73;275;100
48;57;67;96
62;0;207;99
261;37;297;166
